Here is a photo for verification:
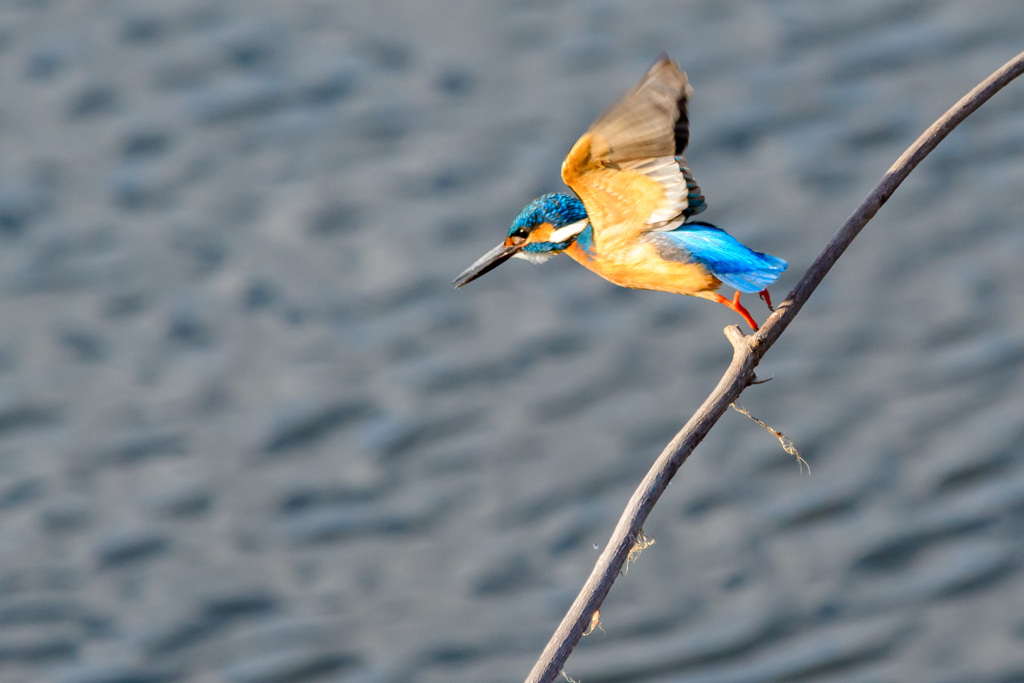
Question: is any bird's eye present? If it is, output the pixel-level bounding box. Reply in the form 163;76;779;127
509;227;529;245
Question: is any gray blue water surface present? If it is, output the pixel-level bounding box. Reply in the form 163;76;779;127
0;1;1023;681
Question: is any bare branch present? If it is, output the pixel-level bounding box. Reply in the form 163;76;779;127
526;50;1024;683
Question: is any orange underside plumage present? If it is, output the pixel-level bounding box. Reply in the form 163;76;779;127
562;238;763;330
562;239;718;295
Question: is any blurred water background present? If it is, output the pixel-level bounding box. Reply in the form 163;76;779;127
0;1;1023;681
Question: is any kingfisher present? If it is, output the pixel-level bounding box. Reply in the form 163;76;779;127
453;55;787;331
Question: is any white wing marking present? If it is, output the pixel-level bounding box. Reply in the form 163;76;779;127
617;155;704;231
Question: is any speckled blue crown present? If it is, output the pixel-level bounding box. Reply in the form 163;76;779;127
508;193;587;234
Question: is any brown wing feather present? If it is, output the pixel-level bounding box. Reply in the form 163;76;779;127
561;55;706;248
585;54;691;161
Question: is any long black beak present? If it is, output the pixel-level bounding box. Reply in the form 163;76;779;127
453;243;520;288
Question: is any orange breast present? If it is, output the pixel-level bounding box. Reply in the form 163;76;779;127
563;238;720;297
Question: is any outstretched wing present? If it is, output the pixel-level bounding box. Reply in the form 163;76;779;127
561;54;706;250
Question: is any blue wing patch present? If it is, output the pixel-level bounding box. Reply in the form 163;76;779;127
648;222;787;292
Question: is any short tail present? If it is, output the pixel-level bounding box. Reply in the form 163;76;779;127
715;252;787;293
654;222;788;293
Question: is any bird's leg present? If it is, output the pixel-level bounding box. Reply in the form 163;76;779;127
758;288;774;311
710;291;759;331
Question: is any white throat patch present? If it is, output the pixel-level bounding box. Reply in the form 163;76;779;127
513;251;556;264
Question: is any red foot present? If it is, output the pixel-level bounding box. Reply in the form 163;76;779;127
759;288;775;311
712;291;759;331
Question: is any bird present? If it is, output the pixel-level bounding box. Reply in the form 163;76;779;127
453;54;786;331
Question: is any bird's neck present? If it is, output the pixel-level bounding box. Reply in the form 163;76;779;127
562;224;596;263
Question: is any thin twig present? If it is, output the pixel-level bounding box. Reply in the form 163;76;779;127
526;50;1024;683
730;403;808;474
